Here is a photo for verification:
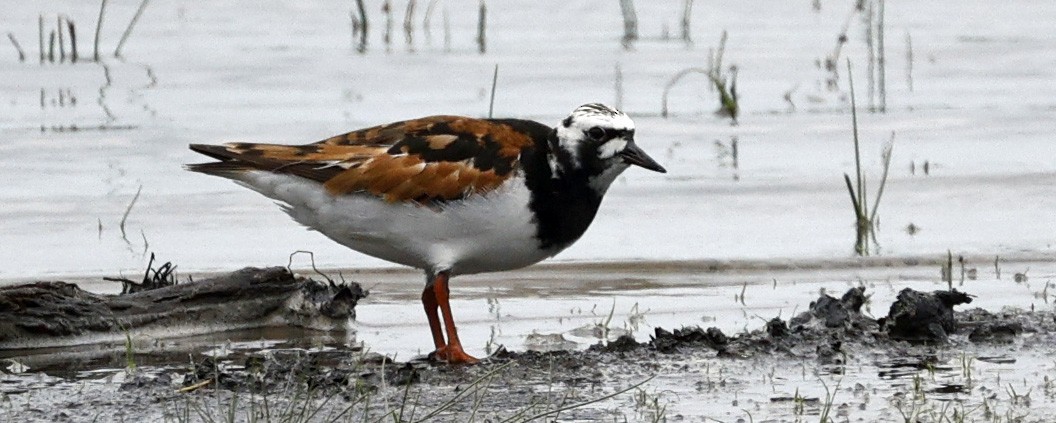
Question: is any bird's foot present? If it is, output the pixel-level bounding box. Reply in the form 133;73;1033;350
433;344;480;365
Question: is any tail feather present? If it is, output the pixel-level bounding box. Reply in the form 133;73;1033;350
184;161;253;179
187;143;254;179
189;144;239;161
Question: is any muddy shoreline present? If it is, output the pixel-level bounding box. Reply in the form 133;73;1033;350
3;271;1056;422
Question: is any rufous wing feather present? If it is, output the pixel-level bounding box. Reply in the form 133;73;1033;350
188;115;537;204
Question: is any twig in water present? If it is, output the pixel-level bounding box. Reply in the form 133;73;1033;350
731;136;739;170
877;0;887;112
618;0;638;50
67;20;78;62
94;0;109;62
119;185;142;244
48;30;55;63
57;15;66;62
403;0;416;52
178;379;212;393
38;15;45;63
422;0;439;46
355;0;368;53
680;0;694;44
115;0;151;58
487;64;498;118
6;33;26;62
348;10;359;50
783;83;799;112
905;31;913;92
287;250;335;284
823;8;856;91
614;62;623;110
944;250;953;290
382;0;393;52
959;255;966;284
476;0;487;54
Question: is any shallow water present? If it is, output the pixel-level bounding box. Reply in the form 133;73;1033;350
2;0;1056;420
1;0;1055;281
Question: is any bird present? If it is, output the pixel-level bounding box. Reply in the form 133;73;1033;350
186;103;666;364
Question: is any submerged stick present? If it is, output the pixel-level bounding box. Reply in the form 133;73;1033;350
120;185;142;244
38;15;45;63
115;0;151;58
614;62;623;110
68;20;78;62
476;0;486;54
422;0;439;45
618;0;638;49
877;0;886;112
57;15;66;62
382;0;392;51
905;31;913;92
680;0;694;44
94;0;108;61
403;0;416;51
349;10;358;50
48;30;55;63
355;0;368;53
487;64;498;118
7;33;26;62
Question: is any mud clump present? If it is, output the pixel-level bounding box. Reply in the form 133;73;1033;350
588;334;641;353
789;287;871;331
765;318;789;338
651;327;729;354
880;288;973;343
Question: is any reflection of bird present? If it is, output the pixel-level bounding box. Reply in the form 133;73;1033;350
187;103;666;364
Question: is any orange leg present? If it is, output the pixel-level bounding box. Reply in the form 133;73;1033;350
421;283;446;351
431;271;479;364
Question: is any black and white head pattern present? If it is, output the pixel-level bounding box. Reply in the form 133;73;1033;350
550;103;636;181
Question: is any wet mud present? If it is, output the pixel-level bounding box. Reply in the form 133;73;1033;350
5;279;1055;422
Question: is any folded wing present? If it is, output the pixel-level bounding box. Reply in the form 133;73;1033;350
188;116;537;204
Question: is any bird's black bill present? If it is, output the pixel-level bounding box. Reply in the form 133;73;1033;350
620;142;667;173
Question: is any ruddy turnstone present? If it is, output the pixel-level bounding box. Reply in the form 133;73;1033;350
187;103;666;364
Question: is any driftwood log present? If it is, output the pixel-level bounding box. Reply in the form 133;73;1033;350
0;267;366;350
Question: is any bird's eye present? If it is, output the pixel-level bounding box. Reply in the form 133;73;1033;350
586;127;606;141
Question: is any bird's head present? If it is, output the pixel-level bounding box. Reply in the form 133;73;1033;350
549;103;666;190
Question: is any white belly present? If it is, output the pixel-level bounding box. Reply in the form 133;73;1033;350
237;171;554;275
